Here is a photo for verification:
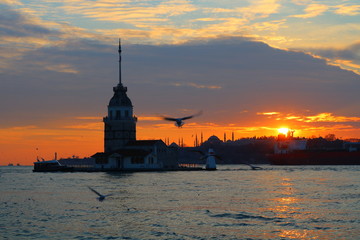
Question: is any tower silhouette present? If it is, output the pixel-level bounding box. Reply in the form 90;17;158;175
103;39;137;153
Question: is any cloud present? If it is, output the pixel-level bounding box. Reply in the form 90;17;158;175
206;0;281;19
0;6;60;42
290;3;360;18
2;36;360;128
44;64;79;74
3;0;359;77
291;4;329;18
240;0;281;18
58;0;280;29
75;116;103;120
291;0;312;5
171;82;222;89
10;125;38;130
1;6;360;139
1;0;22;6
137;116;163;121
257;112;280;116
260;112;360;123
334;4;360;16
303;113;360;123
0;3;110;73
308;41;360;75
251;20;286;32
63;122;103;130
59;0;197;26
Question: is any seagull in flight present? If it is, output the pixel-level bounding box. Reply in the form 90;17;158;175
242;163;263;170
162;111;202;127
88;187;112;202
191;149;222;161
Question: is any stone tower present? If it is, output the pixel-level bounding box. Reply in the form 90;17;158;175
103;39;137;153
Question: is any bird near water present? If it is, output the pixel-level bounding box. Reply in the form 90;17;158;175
88;187;113;202
191;149;222;161
162;111;202;127
242;163;263;170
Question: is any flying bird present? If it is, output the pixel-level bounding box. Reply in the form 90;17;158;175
241;163;263;170
191;149;222;161
162;111;202;127
88;187;112;202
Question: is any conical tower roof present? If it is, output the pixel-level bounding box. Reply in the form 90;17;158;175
108;84;132;107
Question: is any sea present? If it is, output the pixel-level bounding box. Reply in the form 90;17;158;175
1;165;359;240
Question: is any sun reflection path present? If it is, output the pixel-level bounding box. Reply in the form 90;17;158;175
278;229;319;239
266;177;301;215
265;176;322;239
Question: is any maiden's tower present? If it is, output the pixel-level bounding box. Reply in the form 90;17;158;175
92;40;178;170
103;40;137;153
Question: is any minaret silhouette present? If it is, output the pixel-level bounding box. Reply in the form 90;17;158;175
103;39;137;153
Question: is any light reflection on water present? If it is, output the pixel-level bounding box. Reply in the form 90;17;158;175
1;165;359;239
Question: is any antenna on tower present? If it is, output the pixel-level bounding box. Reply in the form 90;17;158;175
118;38;122;85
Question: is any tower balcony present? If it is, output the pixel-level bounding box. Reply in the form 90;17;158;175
103;115;138;122
113;84;127;92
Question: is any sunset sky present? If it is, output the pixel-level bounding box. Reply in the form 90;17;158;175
1;0;360;165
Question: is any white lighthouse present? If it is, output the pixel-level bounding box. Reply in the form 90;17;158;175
103;39;137;153
205;148;217;170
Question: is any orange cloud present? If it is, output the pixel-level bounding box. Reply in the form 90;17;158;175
75;116;103;120
285;116;301;120
334;5;360;16
60;0;197;25
171;82;222;89
257;112;360;123
241;0;281;18
207;0;281;20
3;0;22;5
291;4;329;18
137;116;163;121
10;125;38;130
63;122;103;130
303;113;360;123
257;112;280;116
331;59;360;75
251;20;286;32
45;64;79;74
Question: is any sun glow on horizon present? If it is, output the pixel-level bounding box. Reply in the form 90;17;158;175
278;127;289;135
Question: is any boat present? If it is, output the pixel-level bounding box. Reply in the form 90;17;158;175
268;133;360;165
33;159;73;172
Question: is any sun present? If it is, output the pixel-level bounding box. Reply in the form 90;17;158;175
278;128;289;135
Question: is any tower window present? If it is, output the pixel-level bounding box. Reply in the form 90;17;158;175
125;110;129;117
116;110;121;119
109;111;113;120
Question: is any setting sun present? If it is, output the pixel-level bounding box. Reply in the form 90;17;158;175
278;128;289;135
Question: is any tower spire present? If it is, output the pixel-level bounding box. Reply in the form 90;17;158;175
118;38;122;85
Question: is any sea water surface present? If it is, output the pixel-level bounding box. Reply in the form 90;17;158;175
1;165;359;239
